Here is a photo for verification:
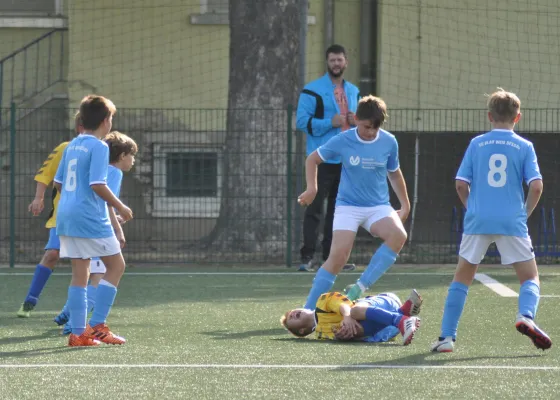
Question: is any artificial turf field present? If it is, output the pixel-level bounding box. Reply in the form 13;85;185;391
1;264;559;399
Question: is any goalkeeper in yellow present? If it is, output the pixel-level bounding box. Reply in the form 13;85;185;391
16;113;83;318
281;290;422;345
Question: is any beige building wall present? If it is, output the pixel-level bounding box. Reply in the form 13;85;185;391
378;0;560;132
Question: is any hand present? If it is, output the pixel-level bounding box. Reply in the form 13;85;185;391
333;324;354;341
340;316;361;338
116;215;126;225
347;112;356;126
116;230;126;248
117;204;133;222
297;188;317;207
28;198;44;216
331;114;344;128
397;206;410;223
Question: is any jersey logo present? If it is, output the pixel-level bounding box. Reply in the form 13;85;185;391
349;156;360;166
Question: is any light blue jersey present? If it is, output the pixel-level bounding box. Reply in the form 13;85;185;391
54;134;114;239
317;128;399;207
456;129;542;237
107;165;123;197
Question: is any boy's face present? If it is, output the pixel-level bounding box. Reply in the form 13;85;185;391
285;308;313;334
355;118;377;140
117;153;135;172
102;114;113;135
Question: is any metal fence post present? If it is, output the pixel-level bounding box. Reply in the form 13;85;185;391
286;105;293;267
9;102;16;268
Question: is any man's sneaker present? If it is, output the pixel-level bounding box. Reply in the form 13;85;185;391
342;263;356;271
515;315;552;350
85;323;126;345
68;333;101;347
399;289;423;316
431;336;455;352
54;311;69;326
398;316;421;346
297;259;317;272
344;283;364;301
16;302;34;318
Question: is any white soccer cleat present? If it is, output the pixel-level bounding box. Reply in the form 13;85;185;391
431;336;455;353
399;289;423;316
515;314;552;350
398;316;421;346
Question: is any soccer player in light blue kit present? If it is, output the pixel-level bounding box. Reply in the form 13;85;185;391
432;88;551;352
54;95;133;347
298;96;414;335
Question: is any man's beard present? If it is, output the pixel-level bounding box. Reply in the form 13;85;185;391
327;66;345;78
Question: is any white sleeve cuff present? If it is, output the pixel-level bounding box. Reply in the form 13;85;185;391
53;178;62;184
316;149;327;162
526;176;542;185
90;181;107;186
455;176;471;184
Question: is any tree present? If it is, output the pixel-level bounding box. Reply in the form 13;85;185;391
208;0;302;258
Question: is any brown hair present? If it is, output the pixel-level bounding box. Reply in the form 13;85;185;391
280;312;313;338
103;131;138;163
356;95;388;129
74;111;83;133
487;87;521;123
79;95;116;131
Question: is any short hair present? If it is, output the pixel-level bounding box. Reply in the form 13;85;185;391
280;312;313;338
103;131;138;163
356;95;388;129
79;95;116;131
74;111;83;133
325;44;346;60
486;87;521;123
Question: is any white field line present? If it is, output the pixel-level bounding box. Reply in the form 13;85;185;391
474;273;519;297
0;363;558;371
0;271;457;276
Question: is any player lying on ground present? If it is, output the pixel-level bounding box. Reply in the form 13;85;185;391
281;290;422;345
17;113;84;318
54;131;137;335
431;88;551;353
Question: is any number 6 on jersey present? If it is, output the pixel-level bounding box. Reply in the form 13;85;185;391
487;153;507;187
65;158;78;192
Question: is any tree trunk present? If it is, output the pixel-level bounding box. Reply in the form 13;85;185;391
209;0;301;257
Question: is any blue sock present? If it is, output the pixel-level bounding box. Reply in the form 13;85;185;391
519;279;540;320
89;280;117;327
68;286;87;336
365;306;403;327
440;281;469;339
303;268;336;310
357;244;397;289
87;284;97;313
24;264;53;305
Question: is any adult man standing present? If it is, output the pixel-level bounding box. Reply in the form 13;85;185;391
296;44;360;271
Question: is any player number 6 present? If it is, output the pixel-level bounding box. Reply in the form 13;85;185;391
65;158;78;192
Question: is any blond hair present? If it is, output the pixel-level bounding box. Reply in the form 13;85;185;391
487;87;520;123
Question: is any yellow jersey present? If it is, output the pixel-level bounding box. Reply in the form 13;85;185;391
314;292;354;340
34;141;69;228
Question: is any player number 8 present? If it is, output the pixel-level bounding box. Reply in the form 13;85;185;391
487;153;507;188
65;158;78;192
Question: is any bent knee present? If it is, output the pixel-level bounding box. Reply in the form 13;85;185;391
41;250;59;267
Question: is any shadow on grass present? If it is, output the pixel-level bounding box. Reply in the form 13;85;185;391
201;328;287;340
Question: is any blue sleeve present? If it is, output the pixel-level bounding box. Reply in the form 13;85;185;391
387;138;400;172
107;168;123;197
89;142;109;186
456;142;474;183
296;90;333;137
524;143;542;185
54;147;67;184
317;134;344;162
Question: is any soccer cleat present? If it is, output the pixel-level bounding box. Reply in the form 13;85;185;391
515;315;552;350
431;336;455;352
53;311;70;326
342;263;357;271
399;289;423;316
62;323;72;335
17;302;35;318
344;283;364;301
398;316;421;346
68;333;101;347
85;323;126;345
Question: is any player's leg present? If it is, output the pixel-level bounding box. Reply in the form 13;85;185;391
303;229;356;309
86;250;126;345
431;235;490;353
87;258;106;312
17;228;60;317
299;164;329;271
345;207;406;300
498;236;551;350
